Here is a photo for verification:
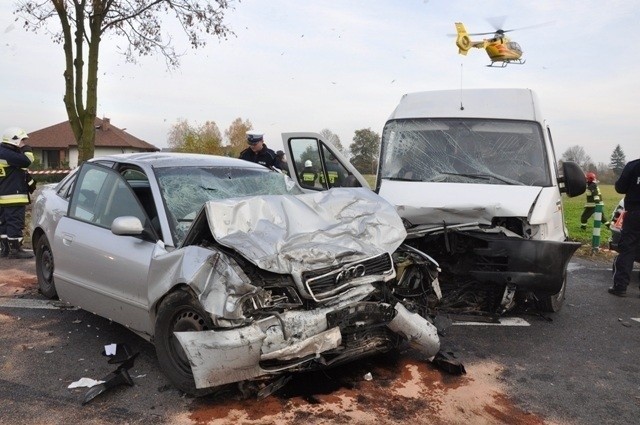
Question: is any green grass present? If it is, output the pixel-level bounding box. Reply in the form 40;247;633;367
563;184;620;248
363;174;377;188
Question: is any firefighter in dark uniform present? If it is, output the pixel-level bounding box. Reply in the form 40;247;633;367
238;132;278;168
318;154;345;188
0;127;35;259
610;158;640;296
299;160;318;188
580;172;609;229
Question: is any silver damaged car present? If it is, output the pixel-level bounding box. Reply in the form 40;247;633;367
31;153;441;395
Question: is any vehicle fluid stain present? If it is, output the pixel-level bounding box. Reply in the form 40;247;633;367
0;268;38;296
187;353;559;424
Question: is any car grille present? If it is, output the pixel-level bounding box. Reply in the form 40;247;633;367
302;252;394;301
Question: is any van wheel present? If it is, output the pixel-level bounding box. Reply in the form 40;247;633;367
154;290;215;396
536;276;566;313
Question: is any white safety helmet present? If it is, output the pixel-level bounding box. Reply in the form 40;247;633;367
305;160;312;167
2;127;29;147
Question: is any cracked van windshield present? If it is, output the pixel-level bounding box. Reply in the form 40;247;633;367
380;119;551;186
156;166;301;243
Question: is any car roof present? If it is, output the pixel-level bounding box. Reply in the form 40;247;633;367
89;152;269;171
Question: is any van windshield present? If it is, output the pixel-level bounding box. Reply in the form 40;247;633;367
380;118;551;186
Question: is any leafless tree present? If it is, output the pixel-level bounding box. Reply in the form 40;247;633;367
15;0;237;164
319;128;346;156
561;145;592;171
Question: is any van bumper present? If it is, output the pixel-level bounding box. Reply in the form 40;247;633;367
466;236;580;296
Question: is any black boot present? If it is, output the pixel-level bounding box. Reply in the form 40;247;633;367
8;239;34;259
0;238;8;258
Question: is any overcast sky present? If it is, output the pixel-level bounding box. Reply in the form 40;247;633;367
1;1;638;165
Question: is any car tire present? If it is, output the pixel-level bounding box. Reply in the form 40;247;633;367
154;290;215;396
536;275;566;313
35;236;57;299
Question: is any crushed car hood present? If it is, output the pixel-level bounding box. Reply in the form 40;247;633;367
202;187;407;273
378;181;543;225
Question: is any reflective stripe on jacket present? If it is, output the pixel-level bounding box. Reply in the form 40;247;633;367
0;143;32;206
584;181;603;207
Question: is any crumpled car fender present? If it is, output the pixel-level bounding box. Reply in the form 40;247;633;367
175;296;441;389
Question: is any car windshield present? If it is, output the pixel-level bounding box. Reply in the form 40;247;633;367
155;166;302;244
379;118;551;186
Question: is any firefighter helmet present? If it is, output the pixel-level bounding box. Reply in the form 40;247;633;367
586;172;596;182
1;127;29;147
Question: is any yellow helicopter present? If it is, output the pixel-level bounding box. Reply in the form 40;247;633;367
454;22;528;67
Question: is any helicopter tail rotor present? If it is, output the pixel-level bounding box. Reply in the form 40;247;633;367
454;22;472;54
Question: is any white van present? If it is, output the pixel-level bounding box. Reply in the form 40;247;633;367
283;88;585;314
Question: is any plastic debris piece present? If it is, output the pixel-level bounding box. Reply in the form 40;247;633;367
102;343;135;364
257;375;291;400
68;378;105;389
104;343;117;356
432;351;466;375
364;372;373;381
82;352;139;405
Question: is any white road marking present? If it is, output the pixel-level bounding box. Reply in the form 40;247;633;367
452;317;530;326
0;298;77;310
631;318;640;323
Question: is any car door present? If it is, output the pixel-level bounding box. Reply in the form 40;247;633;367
52;162;160;334
281;132;369;192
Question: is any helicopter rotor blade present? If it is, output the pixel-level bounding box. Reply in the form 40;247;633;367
486;15;507;31
502;21;555;33
467;31;501;36
466;20;554;37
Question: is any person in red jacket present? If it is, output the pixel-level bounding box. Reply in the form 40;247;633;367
580;172;609;229
0;127;34;259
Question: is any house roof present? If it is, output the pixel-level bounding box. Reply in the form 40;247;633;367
26;117;159;151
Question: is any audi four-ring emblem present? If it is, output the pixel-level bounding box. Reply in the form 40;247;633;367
334;264;366;285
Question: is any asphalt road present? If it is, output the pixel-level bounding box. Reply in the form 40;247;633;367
0;255;638;424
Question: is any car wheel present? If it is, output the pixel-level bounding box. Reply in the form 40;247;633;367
536;275;566;313
154;290;214;395
35;236;57;299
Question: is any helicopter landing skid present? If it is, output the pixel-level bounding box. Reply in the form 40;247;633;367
487;59;526;68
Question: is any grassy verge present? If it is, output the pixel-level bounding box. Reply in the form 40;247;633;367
563;184;619;245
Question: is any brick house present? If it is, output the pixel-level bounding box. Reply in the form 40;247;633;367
26;117;159;169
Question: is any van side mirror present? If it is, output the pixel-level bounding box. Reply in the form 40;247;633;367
558;161;586;197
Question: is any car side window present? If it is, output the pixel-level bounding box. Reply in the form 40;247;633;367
56;172;76;200
69;163;147;229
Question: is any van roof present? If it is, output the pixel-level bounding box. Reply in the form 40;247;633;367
388;88;543;122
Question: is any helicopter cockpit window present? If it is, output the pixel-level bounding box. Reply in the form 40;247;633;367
507;41;522;53
380;118;551;187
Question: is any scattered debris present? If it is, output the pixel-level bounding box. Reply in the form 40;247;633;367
82;352;139;405
102;342;135;364
431;351;466;375
68;378;104;389
257;375;292;400
364;372;373;381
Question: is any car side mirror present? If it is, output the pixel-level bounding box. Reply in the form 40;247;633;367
558;161;586;198
111;216;144;236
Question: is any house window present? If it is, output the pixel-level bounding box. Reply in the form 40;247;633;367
42;150;61;168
